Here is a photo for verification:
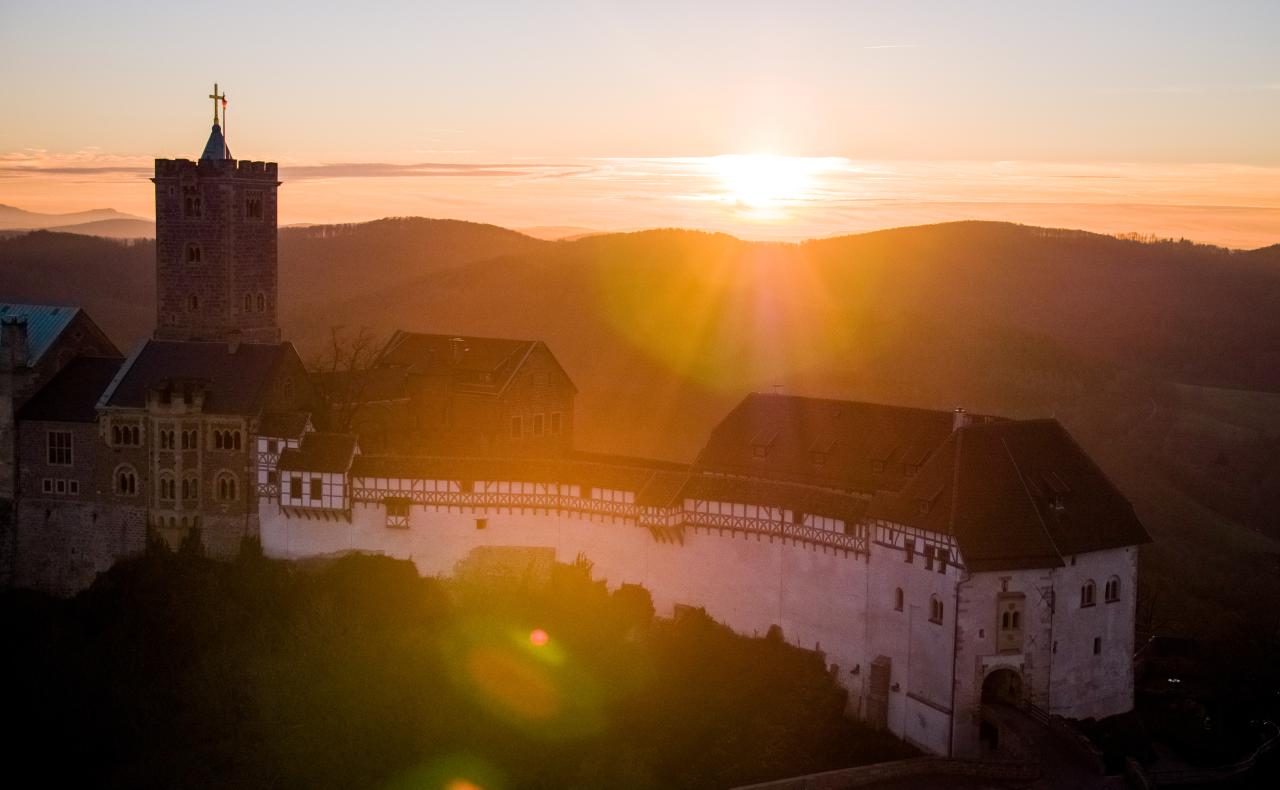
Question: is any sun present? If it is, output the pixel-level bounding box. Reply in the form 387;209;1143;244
712;154;827;213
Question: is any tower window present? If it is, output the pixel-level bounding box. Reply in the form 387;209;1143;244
1093;637;1102;655
256;292;266;312
245;192;263;219
114;465;138;496
216;472;238;502
183;193;202;218
244;293;253;313
187;295;199;312
185;243;202;263
894;587;904;612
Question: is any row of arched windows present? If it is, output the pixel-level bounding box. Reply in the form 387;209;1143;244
213;430;242;450
241;292;269;313
158;429;201;450
112;425;141;446
1081;577;1122;607
114;466;238;503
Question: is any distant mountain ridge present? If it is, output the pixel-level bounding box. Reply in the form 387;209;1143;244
0;203;153;237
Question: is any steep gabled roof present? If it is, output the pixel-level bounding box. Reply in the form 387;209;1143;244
279;432;359;474
257;411;311;440
0;303;83;365
697;392;998;494
867;419;1151;571
101;340;296;415
16;356;123;423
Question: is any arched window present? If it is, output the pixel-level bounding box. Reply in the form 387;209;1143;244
232;431;241;450
929;596;944;625
1012;611;1021;629
256;292;266;312
1105;577;1121;603
1001;611;1011;629
159;475;175;501
214;430;224;450
894;587;904;612
1081;580;1097;608
244;293;253;313
130;426;140;445
216;472;238;502
184;476;199;502
181;430;189;450
185;243;202;263
114;465;138;496
112;425;121;444
187;294;199;311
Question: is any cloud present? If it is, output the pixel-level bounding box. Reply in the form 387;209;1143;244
281;162;596;181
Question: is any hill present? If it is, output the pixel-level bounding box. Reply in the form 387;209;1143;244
0;203;149;232
3;218;1279;639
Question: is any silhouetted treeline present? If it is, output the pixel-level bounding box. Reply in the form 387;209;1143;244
0;549;910;789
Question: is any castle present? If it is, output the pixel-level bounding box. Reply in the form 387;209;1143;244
0;92;1149;759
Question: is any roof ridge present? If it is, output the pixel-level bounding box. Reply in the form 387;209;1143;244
97;337;148;410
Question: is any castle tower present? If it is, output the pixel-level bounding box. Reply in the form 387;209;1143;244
152;84;281;344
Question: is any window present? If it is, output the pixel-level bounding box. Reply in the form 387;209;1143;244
752;444;768;459
811;451;827;466
256;293;266;312
476;518;488;530
1093;637;1102;656
935;548;948;574
55;479;66;494
183;192;202;218
1081;580;1097;608
69;480;79;495
929;596;944;625
187;294;199;311
385;498;410;528
533;414;545;436
268;439;279;454
160;476;176;500
244;293;253;313
925;545;935;571
894;588;904;612
904;537;915;563
245;192;263;219
185;243;202;263
182;476;198;501
214;431;223;450
112;426;121;444
290;475;302;499
310;477;323;501
114;465;138;496
510;415;522;439
42;478;53;494
216;473;238;502
550;412;562;434
1105;577;1120;603
47;431;72;465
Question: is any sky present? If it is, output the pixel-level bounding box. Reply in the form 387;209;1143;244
2;0;1278;246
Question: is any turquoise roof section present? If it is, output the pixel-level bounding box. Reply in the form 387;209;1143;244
200;122;232;160
0;303;80;365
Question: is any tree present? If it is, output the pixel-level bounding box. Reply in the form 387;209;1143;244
309;325;385;433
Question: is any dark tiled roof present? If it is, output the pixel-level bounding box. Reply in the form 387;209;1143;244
103;340;294;415
279;432;359;473
375;331;561;395
867;419;1150;571
678;474;869;524
16;356;123;423
258;411;311;439
697;393;999;494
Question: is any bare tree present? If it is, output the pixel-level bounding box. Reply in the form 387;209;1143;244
310;325;384;433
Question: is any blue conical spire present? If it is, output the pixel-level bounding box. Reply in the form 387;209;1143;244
200;123;231;161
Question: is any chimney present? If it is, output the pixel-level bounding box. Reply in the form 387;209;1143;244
2;317;30;370
952;407;970;432
448;337;467;364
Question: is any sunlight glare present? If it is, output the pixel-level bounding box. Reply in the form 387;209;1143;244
712;154;832;215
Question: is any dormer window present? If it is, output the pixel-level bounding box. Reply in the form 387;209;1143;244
185;243;202;263
810;451;827;466
749;431;777;459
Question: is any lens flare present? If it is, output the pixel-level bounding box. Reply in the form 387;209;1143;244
529;628;549;647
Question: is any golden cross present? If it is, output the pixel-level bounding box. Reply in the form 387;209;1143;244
208;83;226;125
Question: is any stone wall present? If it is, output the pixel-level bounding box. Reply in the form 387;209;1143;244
10;498;146;595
